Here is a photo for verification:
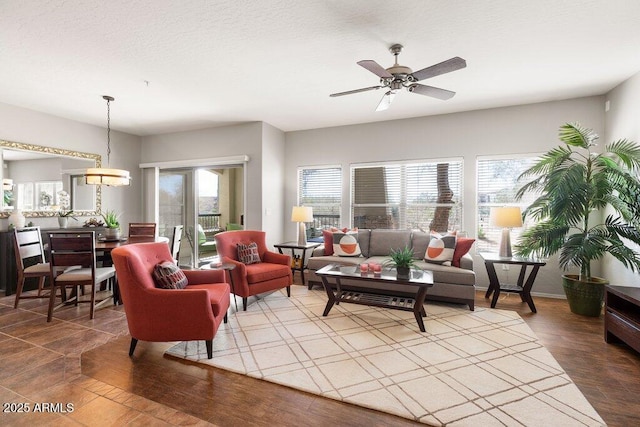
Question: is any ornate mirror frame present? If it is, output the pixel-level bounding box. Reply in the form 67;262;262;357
0;139;102;218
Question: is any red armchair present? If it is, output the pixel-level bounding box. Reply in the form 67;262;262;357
111;242;230;359
214;230;292;311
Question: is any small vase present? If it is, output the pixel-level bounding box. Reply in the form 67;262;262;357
8;209;26;229
105;228;121;240
58;217;68;229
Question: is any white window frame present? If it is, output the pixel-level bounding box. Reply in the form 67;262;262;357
297;165;342;234
476;153;542;253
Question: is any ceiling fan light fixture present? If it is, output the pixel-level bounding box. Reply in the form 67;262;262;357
85;95;131;187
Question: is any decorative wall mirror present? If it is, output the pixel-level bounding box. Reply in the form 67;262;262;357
0;139;101;218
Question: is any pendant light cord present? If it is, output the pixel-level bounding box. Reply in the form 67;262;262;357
106;97;111;167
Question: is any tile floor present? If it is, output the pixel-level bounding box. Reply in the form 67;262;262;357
0;289;213;426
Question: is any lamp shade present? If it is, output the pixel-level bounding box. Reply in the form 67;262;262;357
490;207;523;228
291;206;313;223
85;167;131;187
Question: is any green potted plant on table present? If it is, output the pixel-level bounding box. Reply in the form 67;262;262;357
515;123;640;316
102;209;121;240
384;246;419;280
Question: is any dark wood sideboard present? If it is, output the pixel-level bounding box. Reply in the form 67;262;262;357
604;285;640;354
0;226;105;296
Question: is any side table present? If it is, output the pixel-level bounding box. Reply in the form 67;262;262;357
274;241;321;287
201;262;238;311
479;252;546;313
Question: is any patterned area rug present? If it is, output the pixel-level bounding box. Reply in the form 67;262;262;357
165;287;604;426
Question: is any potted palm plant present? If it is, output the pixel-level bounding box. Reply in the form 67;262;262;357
384;246;419;280
515;123;640;316
102;209;121;240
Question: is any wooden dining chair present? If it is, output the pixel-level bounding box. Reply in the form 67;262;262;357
128;222;157;238
47;231;116;321
170;225;184;264
13;226;53;308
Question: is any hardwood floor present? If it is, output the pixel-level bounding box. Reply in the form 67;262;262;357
1;282;639;426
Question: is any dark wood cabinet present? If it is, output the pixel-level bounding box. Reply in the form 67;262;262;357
605;285;640;354
0;227;105;295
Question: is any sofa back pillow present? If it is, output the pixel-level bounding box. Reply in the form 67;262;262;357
452;237;475;268
357;229;371;258
369;229;412;257
332;231;362;256
411;231;431;260
424;232;457;266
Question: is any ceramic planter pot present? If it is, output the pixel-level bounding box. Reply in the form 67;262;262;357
562;274;608;317
396;266;411;280
58;217;68;228
105;228;121;240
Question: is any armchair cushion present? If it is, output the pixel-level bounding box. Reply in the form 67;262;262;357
246;263;291;284
153;261;188;289
237;241;261;265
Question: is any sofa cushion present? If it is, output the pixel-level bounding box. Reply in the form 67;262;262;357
357;229;371;257
333;231;362;256
237;242;261;264
424;233;457;266
411;231;431;260
452;237;475;268
153;261;188;289
245;262;291;284
414;260;476;286
369;229;412;256
308;255;363;272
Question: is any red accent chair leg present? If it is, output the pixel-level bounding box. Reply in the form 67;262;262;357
129;338;138;356
206;340;213;359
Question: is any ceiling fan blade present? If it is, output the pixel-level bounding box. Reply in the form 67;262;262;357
408;84;456;100
329;85;382;97
375;91;396;112
357;60;393;78
410;57;466;81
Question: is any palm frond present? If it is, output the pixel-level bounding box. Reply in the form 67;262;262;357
517;146;572;180
514;221;569;258
559;122;598;148
606;139;640;169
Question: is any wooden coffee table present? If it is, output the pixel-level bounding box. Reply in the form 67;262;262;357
316;264;434;332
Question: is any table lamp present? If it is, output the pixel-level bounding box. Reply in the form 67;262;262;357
490;206;523;258
291;206;313;245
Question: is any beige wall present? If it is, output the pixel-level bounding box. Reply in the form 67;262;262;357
0;102;142;232
284;96;606;296
603;71;640;287
140;122;263;230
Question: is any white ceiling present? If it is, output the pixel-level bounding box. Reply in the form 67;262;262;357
1;0;639;136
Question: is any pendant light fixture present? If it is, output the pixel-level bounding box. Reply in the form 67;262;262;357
85;95;131;186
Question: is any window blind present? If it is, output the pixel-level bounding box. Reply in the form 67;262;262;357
351;160;463;231
298;166;342;231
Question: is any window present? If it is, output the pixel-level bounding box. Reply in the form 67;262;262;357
298;166;342;235
351;159;463;231
476;155;541;252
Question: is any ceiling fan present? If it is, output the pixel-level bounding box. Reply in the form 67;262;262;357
330;44;466;111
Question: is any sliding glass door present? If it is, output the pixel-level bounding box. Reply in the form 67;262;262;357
158;165;244;268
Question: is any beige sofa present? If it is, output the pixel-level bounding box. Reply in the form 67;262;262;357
306;229;476;310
